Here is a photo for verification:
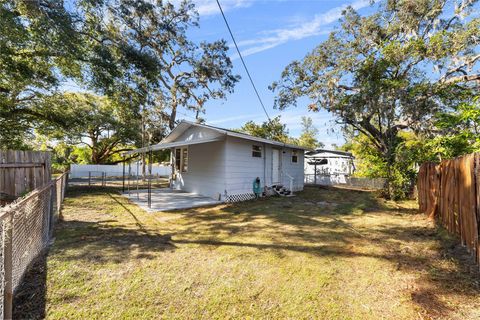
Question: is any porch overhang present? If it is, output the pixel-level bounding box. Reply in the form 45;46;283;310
124;136;225;155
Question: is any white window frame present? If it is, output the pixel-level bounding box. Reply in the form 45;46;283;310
175;147;188;173
181;147;188;173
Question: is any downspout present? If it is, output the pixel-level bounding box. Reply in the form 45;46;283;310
224;133;228;201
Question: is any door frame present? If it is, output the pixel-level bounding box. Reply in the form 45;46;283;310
271;148;282;184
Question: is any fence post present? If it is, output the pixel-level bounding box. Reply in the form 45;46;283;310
88;171;91;186
65;171;69;194
60;173;64;205
3;214;13;319
48;182;55;239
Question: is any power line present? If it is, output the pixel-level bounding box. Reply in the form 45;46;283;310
215;0;271;122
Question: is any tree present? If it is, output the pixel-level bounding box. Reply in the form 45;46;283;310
38;93;138;164
342;131;429;199
297;116;324;149
1;0;239;150
0;0;83;148
0;116;32;150
271;0;480;198
342;98;480;199
239;116;292;143
427;97;480;159
85;0;240;130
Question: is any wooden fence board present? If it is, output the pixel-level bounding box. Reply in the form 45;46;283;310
7;151;15;198
476;154;480;265
0;152;5;200
418;152;480;266
0;151;51;205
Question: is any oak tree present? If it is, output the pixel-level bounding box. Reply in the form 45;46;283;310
271;0;480;198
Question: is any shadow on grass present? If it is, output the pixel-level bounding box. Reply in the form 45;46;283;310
53;219;175;263
13;185;480;319
13;219;175;319
166;186;480;318
13;253;47;320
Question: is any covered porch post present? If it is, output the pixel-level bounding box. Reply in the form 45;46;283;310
170;147;175;189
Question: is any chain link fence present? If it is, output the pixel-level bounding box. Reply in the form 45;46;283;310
0;172;68;319
305;173;386;190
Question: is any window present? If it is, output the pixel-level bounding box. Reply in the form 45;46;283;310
291;150;298;163
252;145;262;158
175;149;181;170
181;148;188;172
175;148;188;172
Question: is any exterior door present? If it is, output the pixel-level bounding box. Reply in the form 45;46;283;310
272;149;281;184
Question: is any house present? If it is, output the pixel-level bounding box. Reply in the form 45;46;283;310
134;121;307;202
304;149;355;184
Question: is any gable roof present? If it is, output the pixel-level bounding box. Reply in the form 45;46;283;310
126;120;310;154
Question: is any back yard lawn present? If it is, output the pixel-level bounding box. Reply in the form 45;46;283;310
15;186;480;319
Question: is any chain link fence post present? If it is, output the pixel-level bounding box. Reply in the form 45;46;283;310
2;215;13;319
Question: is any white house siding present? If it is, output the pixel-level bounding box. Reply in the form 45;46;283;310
280;148;304;191
173;140;226;200
224;136;304;196
224;136;265;197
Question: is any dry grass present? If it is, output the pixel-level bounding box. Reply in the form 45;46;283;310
14;186;480;319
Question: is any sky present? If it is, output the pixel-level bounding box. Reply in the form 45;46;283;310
176;0;375;147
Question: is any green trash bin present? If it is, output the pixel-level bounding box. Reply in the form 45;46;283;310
253;177;262;198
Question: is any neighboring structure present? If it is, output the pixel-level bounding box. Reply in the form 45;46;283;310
304;149;355;184
130;121;307;202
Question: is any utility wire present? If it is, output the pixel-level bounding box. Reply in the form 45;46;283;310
215;0;271;122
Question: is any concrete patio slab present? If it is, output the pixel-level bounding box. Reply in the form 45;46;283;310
121;188;222;212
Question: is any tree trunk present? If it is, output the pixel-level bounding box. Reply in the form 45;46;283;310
90;132;99;164
169;98;178;130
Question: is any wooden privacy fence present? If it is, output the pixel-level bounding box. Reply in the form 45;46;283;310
417;153;480;266
0;151;51;206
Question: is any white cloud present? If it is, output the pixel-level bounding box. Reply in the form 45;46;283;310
232;0;371;58
208;113;264;125
173;0;254;16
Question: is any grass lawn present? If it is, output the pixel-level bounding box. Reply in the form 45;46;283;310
14;186;480;319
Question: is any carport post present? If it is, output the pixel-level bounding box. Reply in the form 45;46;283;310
148;150;152;208
128;162;131;195
122;155;126;192
314;162;317;185
136;160;140;200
